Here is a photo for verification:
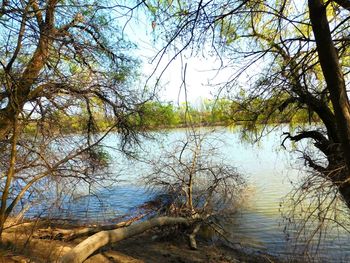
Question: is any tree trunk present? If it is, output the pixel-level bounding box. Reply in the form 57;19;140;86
339;181;350;209
308;0;350;205
59;216;191;263
0;1;56;141
0;117;19;238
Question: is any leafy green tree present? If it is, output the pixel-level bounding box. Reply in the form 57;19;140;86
139;101;181;128
0;0;149;236
141;0;350;248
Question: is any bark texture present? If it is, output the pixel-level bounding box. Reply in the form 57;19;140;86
60;216;190;263
34;215;146;241
309;0;350;206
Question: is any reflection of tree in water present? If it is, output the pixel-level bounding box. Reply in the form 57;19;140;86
281;169;350;261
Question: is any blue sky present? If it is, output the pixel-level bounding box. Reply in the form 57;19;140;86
119;8;237;104
114;2;267;106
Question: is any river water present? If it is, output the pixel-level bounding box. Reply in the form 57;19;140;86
26;127;350;262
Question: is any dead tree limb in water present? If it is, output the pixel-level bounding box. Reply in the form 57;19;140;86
60;216;191;263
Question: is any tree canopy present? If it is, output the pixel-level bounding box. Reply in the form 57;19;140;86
143;0;350;207
0;0;152;236
2;0;350;258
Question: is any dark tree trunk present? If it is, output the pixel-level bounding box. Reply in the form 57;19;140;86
339;182;350;209
308;0;350;206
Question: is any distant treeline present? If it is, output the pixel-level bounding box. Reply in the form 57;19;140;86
131;98;320;129
25;98;320;134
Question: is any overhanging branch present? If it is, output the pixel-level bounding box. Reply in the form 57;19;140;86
282;130;332;156
333;0;350;11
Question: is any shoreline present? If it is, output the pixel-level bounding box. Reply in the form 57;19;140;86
0;218;281;263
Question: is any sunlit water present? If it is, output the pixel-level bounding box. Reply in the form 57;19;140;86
23;127;350;262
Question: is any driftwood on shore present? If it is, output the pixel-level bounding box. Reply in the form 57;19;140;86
33;214;145;241
60;216;192;263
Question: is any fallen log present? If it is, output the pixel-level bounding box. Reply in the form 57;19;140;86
34;214;146;241
60;216;191;263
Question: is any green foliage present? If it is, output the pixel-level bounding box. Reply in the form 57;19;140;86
89;146;111;167
30;94;319;134
138;101;181;128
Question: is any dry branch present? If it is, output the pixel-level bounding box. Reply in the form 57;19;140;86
189;222;202;249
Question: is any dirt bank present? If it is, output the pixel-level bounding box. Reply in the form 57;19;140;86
0;219;277;263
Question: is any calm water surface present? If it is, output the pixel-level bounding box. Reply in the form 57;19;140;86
28;127;350;262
